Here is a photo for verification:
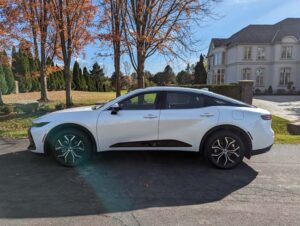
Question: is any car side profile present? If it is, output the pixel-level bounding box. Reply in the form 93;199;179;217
28;87;274;169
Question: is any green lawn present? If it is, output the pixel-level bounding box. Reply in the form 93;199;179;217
272;115;300;144
1;108;299;144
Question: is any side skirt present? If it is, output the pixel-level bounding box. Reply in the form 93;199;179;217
110;140;192;148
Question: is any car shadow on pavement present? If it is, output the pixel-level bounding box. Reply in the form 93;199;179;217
0;150;258;218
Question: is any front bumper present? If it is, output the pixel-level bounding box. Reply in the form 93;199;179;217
252;144;273;156
27;128;36;150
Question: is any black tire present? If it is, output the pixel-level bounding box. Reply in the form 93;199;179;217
50;128;92;167
204;130;245;169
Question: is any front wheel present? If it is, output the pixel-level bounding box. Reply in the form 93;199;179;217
50;128;92;167
204;131;245;169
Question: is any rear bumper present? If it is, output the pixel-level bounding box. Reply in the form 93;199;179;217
252;144;273;156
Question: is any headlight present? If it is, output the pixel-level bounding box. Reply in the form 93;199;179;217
32;122;50;127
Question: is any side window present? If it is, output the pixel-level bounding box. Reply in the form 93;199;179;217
119;92;158;110
203;95;234;107
165;92;205;109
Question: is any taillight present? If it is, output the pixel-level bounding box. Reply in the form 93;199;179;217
261;114;272;120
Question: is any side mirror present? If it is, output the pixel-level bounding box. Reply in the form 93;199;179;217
111;103;120;115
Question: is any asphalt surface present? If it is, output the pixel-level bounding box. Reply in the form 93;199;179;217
0;139;300;226
253;95;300;122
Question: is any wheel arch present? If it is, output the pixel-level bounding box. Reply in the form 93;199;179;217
199;124;252;159
44;123;97;155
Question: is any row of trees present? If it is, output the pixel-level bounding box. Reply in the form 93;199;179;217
0;0;216;107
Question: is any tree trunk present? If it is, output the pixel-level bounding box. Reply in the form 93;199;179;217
137;48;145;88
114;43;121;97
0;90;4;106
64;64;72;108
39;42;49;102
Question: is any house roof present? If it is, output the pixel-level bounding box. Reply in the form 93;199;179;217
210;18;300;49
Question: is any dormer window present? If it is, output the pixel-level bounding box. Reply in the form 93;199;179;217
281;46;293;59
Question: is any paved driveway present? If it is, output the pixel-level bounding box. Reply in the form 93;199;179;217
0;139;300;226
253;95;300;122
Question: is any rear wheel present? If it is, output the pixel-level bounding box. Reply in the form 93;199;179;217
50;128;92;167
204;131;245;169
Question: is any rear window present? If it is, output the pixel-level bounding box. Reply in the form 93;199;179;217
165;91;249;109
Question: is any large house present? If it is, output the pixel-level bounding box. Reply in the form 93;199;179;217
207;18;300;93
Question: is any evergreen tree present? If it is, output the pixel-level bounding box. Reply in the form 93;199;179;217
17;48;30;77
153;65;176;85
82;67;90;91
24;77;32;92
29;57;38;74
78;69;87;90
0;65;8;95
31;77;41;91
46;57;54;66
177;70;192;85
11;46;18;76
19;77;27;93
3;66;15;94
1;51;16;94
90;62;105;77
90;63;105;91
72;61;80;90
194;54;207;84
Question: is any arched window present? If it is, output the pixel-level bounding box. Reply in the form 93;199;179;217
242;68;251;80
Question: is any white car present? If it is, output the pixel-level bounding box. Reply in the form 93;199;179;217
28;86;274;169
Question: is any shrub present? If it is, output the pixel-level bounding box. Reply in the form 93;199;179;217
0;105;14;114
277;89;287;94
55;103;65;110
254;88;262;94
38;104;52;113
15;102;39;114
268;86;273;94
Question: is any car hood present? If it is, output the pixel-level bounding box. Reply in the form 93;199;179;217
34;106;95;123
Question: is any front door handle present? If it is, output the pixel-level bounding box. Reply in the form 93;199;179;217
144;114;158;119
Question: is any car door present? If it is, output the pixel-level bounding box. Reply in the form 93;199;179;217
158;91;219;151
97;91;161;151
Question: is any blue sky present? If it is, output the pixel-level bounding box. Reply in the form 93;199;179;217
77;0;300;76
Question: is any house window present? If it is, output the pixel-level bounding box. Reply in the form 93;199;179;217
279;68;291;86
242;68;251;80
213;69;225;84
281;46;293;59
257;47;265;60
213;52;223;66
255;68;264;87
244;47;252;60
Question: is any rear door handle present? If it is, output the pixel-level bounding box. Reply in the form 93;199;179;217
200;113;214;118
144;114;158;119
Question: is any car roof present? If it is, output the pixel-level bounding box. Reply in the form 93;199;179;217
132;86;210;94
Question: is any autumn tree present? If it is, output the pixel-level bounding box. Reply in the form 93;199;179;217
1;0;57;102
97;0;125;97
49;0;97;107
123;0;217;88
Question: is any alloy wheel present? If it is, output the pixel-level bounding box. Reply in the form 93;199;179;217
210;136;241;168
55;134;85;165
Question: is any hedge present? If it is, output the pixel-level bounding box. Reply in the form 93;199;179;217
180;84;241;100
